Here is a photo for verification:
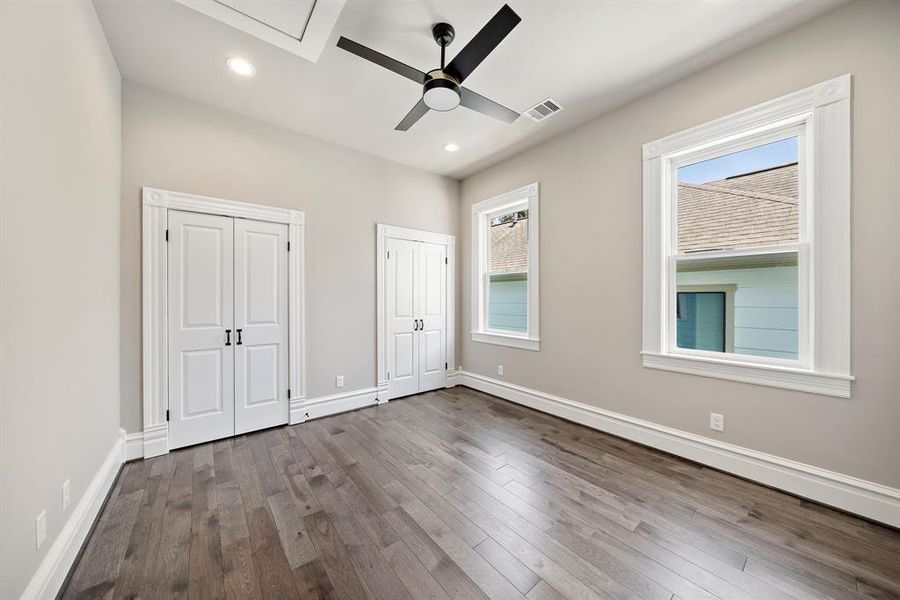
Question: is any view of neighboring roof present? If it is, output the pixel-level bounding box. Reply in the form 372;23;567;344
490;217;528;274
678;162;798;253
486;163;798;270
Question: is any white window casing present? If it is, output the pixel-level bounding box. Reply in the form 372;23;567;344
471;183;540;351
641;74;853;397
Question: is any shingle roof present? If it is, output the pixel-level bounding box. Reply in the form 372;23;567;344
489;218;528;273
677;162;798;253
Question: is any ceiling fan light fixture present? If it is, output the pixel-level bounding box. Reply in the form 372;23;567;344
423;77;461;112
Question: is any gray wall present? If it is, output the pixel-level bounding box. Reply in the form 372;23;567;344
459;0;900;488
0;2;122;597
121;82;460;433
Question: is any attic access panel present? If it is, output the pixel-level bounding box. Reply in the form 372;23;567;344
174;0;345;62
215;0;315;40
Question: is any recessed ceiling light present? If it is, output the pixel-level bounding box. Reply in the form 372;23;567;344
226;57;255;77
444;142;460;152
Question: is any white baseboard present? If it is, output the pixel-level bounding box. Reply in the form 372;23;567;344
291;387;379;424
19;431;124;600
446;369;460;388
124;431;144;461
456;370;900;528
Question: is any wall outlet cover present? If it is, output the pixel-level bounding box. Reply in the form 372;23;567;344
335;375;344;388
497;365;504;376
710;413;725;432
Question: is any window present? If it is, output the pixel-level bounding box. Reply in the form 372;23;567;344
472;183;539;350
677;137;800;361
642;75;853;397
677;287;735;353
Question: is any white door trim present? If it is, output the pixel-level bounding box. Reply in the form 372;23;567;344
142;187;305;458
376;224;455;401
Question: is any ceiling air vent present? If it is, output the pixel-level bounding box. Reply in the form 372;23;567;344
524;98;563;122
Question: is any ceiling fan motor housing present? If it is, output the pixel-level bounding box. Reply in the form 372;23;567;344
423;70;461;111
432;22;456;47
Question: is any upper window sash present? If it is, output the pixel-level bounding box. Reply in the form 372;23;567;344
642;75;852;397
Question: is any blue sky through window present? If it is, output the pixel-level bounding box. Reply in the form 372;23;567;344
678;137;798;184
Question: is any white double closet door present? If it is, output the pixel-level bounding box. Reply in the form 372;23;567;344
386;237;448;399
168;210;289;449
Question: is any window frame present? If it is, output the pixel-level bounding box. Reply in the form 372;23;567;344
642;75;853;397
668;121;808;369
471;183;540;351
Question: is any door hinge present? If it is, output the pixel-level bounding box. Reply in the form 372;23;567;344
165;409;169;421
445;362;448;369
445;257;448;264
287;241;291;252
387;371;390;380
386;250;390;259
165;229;169;242
287;388;291;398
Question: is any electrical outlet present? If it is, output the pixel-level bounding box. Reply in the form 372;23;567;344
335;375;344;388
36;510;47;549
62;480;71;511
710;413;725;432
497;365;504;376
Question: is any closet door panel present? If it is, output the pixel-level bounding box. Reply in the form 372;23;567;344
234;219;289;434
167;210;235;449
418;241;447;392
386;237;419;399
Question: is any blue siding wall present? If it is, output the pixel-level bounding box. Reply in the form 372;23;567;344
678;265;798;360
488;274;527;332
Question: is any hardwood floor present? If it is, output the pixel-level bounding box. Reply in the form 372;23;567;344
63;387;900;599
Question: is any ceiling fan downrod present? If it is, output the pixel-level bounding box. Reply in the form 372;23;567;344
432;22;455;69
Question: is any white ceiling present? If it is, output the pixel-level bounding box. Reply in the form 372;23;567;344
93;0;842;179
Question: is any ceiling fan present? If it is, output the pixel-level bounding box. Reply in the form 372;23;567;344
336;4;522;131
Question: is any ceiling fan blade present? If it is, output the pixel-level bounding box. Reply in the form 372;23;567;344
460;87;519;123
395;98;430;131
337;36;427;85
443;4;521;84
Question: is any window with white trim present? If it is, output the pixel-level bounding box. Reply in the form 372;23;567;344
642;75;853;397
472;183;540;351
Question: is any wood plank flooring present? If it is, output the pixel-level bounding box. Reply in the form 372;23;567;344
63;387;900;599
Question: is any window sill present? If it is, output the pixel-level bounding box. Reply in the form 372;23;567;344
641;351;852;398
472;331;540;351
